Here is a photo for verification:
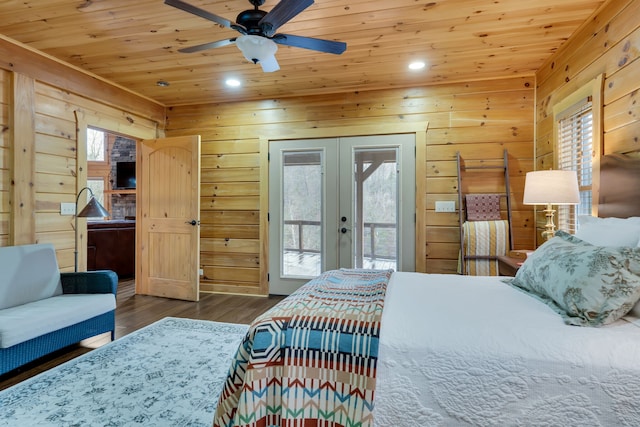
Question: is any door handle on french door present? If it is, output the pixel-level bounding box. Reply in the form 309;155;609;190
186;219;200;226
341;216;349;233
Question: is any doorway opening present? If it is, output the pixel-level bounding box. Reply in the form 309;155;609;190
86;128;137;221
85;128;137;279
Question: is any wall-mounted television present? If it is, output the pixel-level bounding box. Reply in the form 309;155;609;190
116;161;136;189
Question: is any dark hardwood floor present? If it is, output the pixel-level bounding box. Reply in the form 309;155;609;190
0;279;285;391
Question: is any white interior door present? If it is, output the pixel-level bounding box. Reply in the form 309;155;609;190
269;134;415;295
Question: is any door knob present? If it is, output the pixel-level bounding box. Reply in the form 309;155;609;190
186;219;199;226
340;227;348;234
341;216;347;222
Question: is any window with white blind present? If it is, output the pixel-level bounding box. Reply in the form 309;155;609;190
552;75;604;236
556;97;594;233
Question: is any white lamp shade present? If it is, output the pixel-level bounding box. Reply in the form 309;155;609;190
236;35;280;72
523;170;580;205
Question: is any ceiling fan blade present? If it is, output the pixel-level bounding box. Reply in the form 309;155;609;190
273;33;346;55
164;0;232;28
178;38;237;53
259;0;314;35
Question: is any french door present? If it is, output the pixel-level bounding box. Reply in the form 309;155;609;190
268;134;415;295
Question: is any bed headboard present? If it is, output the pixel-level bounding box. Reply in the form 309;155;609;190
598;153;640;218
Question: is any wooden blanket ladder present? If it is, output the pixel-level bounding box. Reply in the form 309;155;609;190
457;149;514;275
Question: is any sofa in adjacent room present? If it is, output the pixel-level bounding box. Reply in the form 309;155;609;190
0;243;118;375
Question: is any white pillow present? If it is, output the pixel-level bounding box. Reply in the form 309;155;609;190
507;231;640;326
575;215;640;247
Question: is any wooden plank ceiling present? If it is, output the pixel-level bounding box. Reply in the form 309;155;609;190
0;0;606;106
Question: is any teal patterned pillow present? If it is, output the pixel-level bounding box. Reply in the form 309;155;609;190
505;231;640;326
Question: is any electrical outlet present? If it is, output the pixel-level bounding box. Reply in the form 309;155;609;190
199;269;204;276
60;203;76;215
435;201;456;213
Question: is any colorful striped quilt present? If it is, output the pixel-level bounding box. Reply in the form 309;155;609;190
213;268;393;427
461;219;509;275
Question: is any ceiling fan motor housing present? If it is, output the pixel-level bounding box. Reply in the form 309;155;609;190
236;9;269;35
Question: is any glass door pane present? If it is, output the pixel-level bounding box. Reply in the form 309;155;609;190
339;134;415;273
353;148;398;270
269;138;338;295
282;151;323;277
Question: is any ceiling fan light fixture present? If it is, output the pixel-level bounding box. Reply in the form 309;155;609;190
236;35;279;72
258;55;280;73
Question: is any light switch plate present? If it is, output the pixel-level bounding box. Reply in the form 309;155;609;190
435;200;456;213
60;202;76;215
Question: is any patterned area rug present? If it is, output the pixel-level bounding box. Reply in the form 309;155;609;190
0;317;248;426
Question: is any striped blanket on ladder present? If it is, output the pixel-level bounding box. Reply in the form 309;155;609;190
213;268;392;427
461;219;509;275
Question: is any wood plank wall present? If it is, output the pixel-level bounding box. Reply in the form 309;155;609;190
0;38;164;269
166;77;535;294
536;0;640;237
32;83;159;270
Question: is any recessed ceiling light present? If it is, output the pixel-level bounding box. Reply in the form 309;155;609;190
156;80;170;87
225;78;242;87
408;61;426;71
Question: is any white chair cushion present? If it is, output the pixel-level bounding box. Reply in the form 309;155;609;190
0;294;116;348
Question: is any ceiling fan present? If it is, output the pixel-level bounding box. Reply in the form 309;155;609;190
164;0;347;72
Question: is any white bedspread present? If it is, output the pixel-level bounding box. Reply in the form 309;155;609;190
374;272;640;426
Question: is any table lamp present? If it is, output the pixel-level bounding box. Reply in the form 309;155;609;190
523;170;580;241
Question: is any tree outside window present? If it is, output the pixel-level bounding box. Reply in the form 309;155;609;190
86;128;110;217
87;128;106;161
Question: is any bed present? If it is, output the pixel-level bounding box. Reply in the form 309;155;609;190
213;153;640;427
374;271;640;426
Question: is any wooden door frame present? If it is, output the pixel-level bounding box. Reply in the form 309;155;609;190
259;122;429;290
74;112;159;272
